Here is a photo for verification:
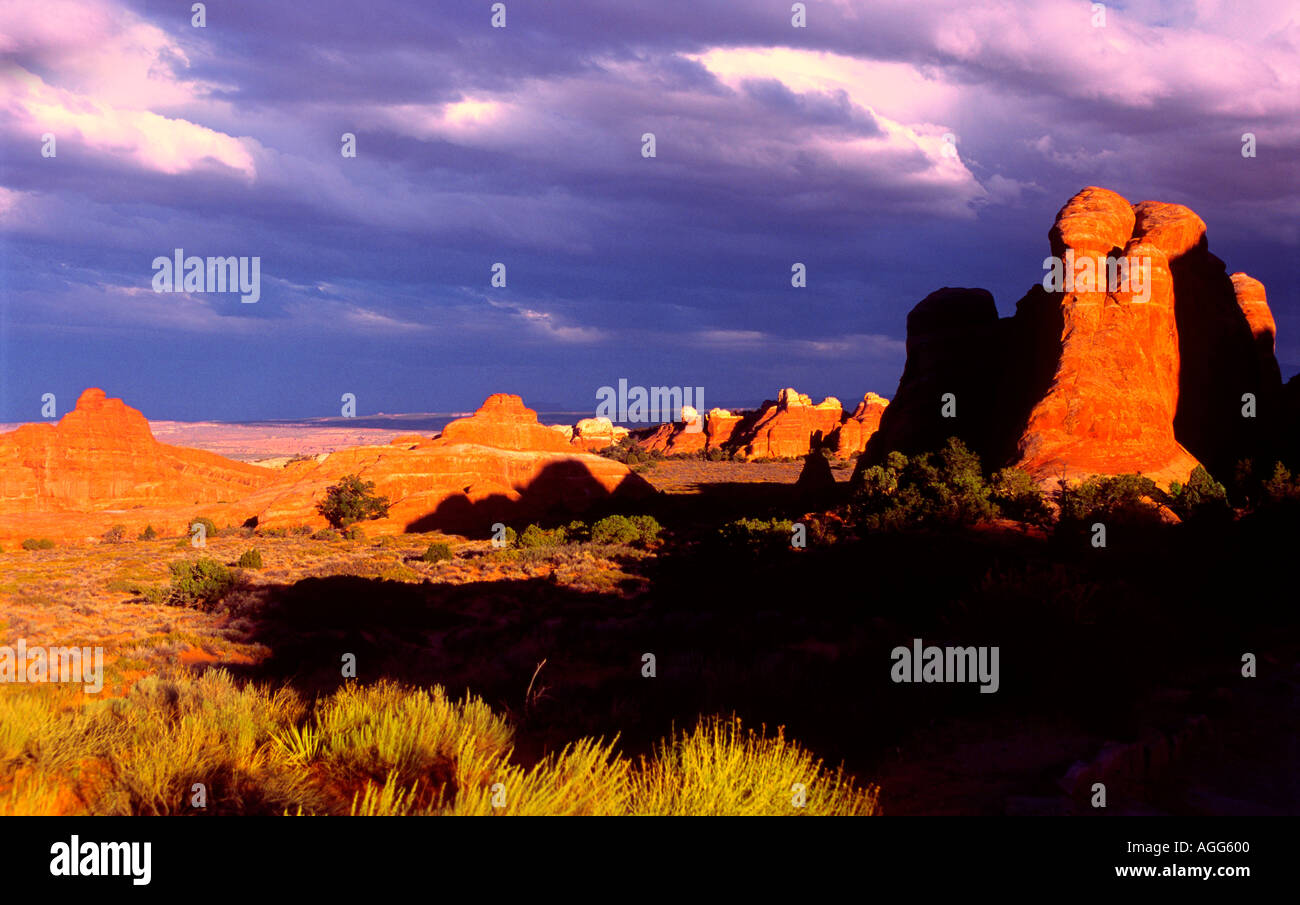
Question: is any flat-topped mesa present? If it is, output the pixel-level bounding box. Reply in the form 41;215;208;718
436;394;575;453
0;388;274;514
856;186;1284;488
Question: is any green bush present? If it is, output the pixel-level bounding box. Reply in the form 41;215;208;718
21;538;55;551
291;525;314;536
421;542;453;563
167;558;236;608
1054;473;1165;526
718;517;796;553
311;528;338;541
343;525;367;542
317;474;391;529
851;439;997;531
591;514;662;547
138;524;158;541
1167;466;1230;522
989;468;1051;526
519;524;566;548
237;549;264;569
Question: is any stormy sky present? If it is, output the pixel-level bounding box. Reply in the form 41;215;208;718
1;0;1297;420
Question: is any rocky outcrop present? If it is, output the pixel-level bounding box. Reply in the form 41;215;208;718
639;390;887;460
832;392;890;457
568;417;630;452
437;394;575;453
0;390;655;542
857;187;1285;487
0;388;275;514
739;389;844;459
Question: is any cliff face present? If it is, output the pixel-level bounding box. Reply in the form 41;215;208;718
640;388;890;460
856;187;1284;487
0;389;275;513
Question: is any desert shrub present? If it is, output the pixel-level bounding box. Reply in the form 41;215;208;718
343;524;367;542
1054;473;1167;530
718;517;796;554
599;437;660;465
259;527;289;538
563;520;591;543
0;672;876;817
1261;461;1300;505
237;549;264;569
1167;466;1231;522
627;716;879;816
316;474;390;528
291;525;314;536
101;524;128;544
519;524;567;548
167;557;236;608
311;528;338;541
378;563;421;583
421;542;453;563
21;538;55;551
138;525;157;541
188;516;218;542
591;514;661;547
851;439;996;531
989;467;1051;525
492;525;518;548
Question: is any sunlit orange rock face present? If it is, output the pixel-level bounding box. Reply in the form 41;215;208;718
833;393;890;458
0;391;652;542
1015;190;1197;484
857;186;1285;486
437;394;575;453
640;390;888;459
739;389;844;459
0;389;274;515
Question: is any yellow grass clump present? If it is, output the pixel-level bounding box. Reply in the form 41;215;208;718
0;671;878;817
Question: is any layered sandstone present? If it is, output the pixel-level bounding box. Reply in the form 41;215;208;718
0;388;275;514
437;394;575;453
568;417;630;452
0;390;654;542
833;392;890;457
639;390;887;460
856;187;1285;487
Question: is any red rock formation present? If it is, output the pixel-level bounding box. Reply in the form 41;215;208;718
832;392;889;457
856;187;1285;487
740;390;844;459
1016;190;1198;484
568;417;630;453
0;390;654;542
0;388;274;515
437;394;574;453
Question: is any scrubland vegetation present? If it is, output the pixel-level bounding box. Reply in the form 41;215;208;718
0;672;877;816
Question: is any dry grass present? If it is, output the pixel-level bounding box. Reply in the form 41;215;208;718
0;671;878;816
